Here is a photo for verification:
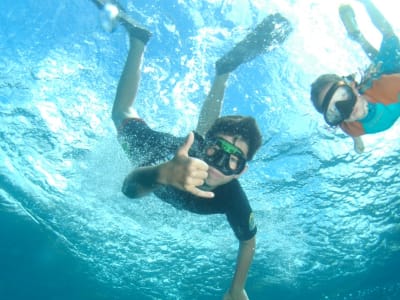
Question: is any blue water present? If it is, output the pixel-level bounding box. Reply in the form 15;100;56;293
1;0;399;299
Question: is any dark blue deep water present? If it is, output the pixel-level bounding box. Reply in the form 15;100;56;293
1;0;399;299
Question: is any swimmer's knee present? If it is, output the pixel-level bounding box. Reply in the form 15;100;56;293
111;110;125;129
111;108;139;129
111;113;122;129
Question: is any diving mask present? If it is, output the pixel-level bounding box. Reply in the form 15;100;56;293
203;137;247;176
322;81;357;126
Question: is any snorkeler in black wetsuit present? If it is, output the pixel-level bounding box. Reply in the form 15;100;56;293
90;0;292;299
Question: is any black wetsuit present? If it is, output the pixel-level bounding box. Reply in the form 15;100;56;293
117;118;257;241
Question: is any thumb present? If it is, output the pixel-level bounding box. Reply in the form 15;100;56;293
177;131;194;157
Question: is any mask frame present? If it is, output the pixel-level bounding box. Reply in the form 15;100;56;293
203;137;247;176
321;81;357;126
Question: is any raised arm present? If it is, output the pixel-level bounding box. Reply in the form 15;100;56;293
224;236;256;300
122;132;214;198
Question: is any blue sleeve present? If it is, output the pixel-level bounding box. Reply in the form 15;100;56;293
360;102;400;134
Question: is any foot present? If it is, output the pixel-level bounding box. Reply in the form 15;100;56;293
89;0;152;44
118;9;152;44
215;13;292;75
339;4;361;40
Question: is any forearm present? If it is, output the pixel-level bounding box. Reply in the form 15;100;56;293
122;165;162;198
229;237;256;294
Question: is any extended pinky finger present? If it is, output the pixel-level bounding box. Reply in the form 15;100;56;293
188;186;214;198
187;177;205;187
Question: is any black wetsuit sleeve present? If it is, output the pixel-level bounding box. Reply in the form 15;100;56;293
155;181;257;241
215;180;257;241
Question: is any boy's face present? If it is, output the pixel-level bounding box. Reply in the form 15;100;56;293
319;81;368;125
203;134;249;189
318;81;359;126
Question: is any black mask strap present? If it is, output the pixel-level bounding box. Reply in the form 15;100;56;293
321;80;347;115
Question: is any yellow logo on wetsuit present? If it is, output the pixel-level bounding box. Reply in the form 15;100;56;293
248;213;256;232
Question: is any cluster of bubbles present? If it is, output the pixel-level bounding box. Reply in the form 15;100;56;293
100;2;119;32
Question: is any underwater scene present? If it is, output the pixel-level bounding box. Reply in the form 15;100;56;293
0;0;399;299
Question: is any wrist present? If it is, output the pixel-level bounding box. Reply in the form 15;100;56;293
157;161;171;185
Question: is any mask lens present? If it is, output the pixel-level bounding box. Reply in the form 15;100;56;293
322;83;357;126
335;91;356;117
324;107;343;126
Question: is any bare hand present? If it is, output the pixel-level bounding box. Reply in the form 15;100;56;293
353;136;365;154
160;132;214;198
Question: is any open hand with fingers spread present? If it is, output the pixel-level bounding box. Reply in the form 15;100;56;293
158;132;214;198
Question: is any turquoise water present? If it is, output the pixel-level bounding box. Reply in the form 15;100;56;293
1;0;399;299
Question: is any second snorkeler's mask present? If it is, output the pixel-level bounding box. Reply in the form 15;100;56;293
203;137;247;176
321;80;357;126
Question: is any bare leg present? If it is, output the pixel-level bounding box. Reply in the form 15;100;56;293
196;14;292;136
339;4;378;60
111;37;144;129
110;15;151;129
196;73;229;136
360;0;394;37
89;0;152;129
